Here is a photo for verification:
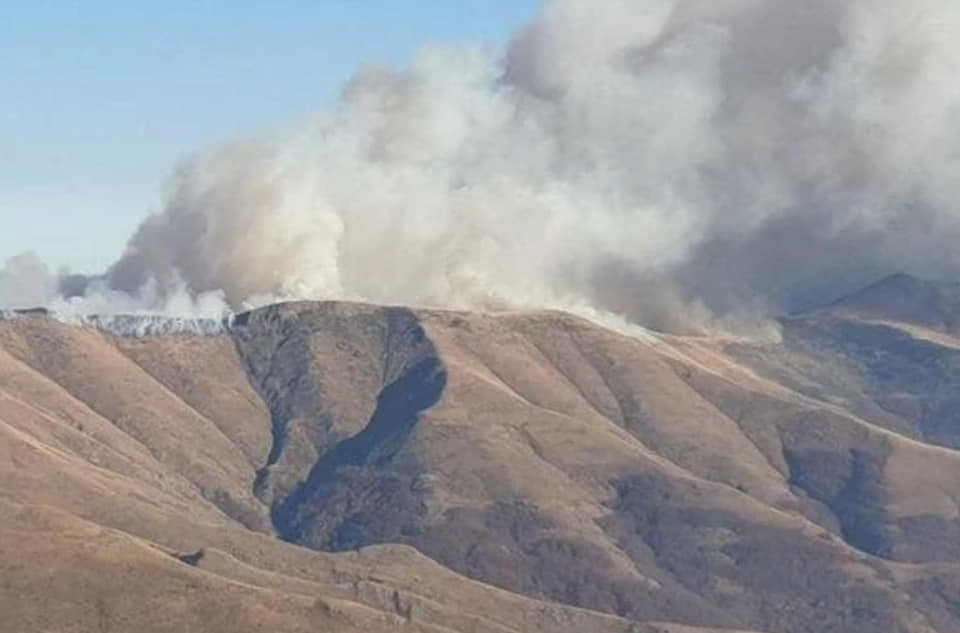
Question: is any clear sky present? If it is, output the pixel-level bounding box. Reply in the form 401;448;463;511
1;1;542;273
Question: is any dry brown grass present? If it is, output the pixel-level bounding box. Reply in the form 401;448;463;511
2;295;960;632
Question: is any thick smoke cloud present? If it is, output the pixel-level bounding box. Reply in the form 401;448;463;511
3;0;960;335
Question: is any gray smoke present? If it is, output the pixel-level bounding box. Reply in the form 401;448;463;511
3;0;960;336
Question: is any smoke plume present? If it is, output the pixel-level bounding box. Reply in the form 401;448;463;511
3;0;960;335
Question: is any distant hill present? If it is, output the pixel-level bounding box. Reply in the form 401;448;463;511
813;272;960;333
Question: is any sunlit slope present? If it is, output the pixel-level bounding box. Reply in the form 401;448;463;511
2;280;960;632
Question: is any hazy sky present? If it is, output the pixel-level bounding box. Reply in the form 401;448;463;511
1;1;542;273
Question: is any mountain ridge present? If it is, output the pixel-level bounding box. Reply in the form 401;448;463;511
2;276;960;632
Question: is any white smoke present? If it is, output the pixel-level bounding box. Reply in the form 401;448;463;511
3;0;960;335
0;253;57;309
0;253;231;319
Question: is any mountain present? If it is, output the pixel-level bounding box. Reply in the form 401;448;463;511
2;276;960;632
818;273;960;333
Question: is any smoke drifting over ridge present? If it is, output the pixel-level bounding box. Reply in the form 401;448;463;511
3;0;960;335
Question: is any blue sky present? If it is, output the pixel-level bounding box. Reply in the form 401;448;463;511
1;1;542;273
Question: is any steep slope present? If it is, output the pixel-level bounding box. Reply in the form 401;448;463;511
726;276;960;449
2;279;960;632
0;308;747;633
231;302;959;633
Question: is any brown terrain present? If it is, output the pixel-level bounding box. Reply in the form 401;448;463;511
3;274;960;632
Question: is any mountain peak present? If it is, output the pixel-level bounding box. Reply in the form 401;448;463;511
812;273;960;332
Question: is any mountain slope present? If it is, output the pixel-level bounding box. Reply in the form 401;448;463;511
2;278;960;632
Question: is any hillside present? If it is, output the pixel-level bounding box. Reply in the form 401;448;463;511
2;276;960;632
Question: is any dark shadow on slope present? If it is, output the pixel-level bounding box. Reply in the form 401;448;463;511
784;318;960;448
675;362;960;565
234;303;444;510
782;446;891;557
248;330;314;501
273;354;446;545
230;305;307;501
